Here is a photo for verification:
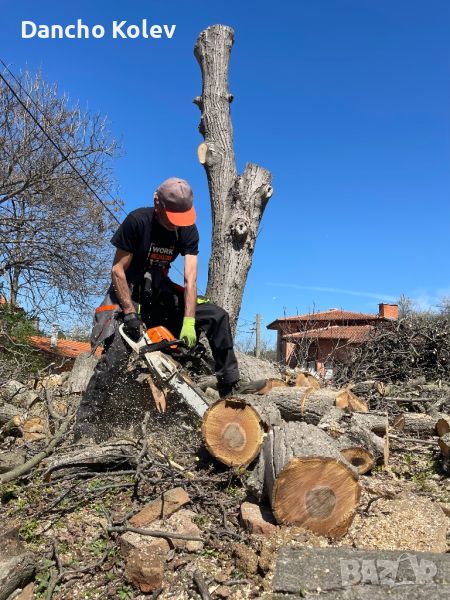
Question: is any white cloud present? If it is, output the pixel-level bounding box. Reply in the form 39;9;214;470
265;282;397;303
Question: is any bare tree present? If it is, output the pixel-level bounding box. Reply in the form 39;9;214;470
0;69;121;324
194;25;273;334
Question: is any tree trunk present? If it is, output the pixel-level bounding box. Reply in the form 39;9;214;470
194;25;273;332
201;396;281;467
248;422;360;537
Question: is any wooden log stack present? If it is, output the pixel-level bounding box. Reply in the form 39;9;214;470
200;381;390;537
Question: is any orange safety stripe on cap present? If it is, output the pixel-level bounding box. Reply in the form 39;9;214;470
95;304;119;313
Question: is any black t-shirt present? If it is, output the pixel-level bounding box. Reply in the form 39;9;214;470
110;207;199;287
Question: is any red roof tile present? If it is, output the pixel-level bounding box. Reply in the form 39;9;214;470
29;336;102;359
267;309;383;330
283;324;374;343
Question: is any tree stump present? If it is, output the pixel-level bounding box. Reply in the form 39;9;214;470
201;396;281;467
248;422;360;537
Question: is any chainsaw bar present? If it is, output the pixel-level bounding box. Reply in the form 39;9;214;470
119;325;210;418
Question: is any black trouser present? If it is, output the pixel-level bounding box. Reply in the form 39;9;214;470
75;295;239;431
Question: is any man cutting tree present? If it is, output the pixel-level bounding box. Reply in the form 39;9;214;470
74;177;250;440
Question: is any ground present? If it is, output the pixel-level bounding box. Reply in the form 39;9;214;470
1;379;449;599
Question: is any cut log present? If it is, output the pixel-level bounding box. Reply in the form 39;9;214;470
256;378;289;395
0;403;25;427
201;396;281;467
318;411;384;473
248;422;360;537
350;412;392;436
235;350;282;382
291;371;321;389
337;441;374;475
335;388;368;413
264;387;366;425
0;450;26;474
0;380;39;409
65;352;98;394
436;415;450;437
393;413;439;436
43;440;138;479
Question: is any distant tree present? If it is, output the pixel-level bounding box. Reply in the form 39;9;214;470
0;69;121;325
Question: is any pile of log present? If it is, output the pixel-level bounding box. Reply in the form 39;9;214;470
199;372;450;538
200;378;373;537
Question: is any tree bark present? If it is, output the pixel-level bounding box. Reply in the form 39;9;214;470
194;25;273;332
248;422;360;537
264;387;366;425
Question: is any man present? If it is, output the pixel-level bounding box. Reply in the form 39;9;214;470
74;177;241;440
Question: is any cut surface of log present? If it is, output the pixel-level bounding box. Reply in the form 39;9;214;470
438;433;450;458
291;371;320;389
436;415;450;437
338;442;374;475
251;422;360;537
201;397;281;467
335;388;368;413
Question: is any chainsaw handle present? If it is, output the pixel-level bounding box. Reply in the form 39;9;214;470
119;324;186;355
139;338;186;355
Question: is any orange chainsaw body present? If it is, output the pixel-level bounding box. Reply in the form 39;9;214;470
146;326;177;348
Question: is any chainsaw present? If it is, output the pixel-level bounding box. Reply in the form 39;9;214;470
119;323;210;417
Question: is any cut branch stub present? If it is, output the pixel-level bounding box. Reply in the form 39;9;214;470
201;396;281;467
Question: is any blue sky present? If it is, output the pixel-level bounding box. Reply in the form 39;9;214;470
2;1;449;345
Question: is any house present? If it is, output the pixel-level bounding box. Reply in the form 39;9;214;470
267;303;398;378
29;336;101;361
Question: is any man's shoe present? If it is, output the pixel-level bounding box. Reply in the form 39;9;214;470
218;379;268;398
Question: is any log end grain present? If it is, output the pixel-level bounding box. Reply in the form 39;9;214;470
340;447;375;475
201;400;264;467
271;456;360;538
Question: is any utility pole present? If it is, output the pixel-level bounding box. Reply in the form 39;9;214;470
255;313;261;359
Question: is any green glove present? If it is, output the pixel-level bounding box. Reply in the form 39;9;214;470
180;316;196;348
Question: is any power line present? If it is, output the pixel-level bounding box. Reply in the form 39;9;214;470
0;59;124;225
0;59;199;291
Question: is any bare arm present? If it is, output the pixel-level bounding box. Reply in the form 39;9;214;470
183;254;198;318
111;248;135;315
